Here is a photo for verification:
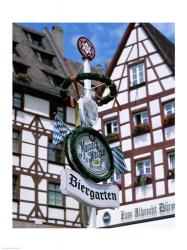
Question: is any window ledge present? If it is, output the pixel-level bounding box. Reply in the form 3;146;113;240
104;133;120;143
129;81;146;90
48;204;64;209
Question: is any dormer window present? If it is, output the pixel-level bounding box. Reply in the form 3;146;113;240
130;63;145;86
35;50;54;68
13;62;28;75
45;73;63;86
25;31;42;47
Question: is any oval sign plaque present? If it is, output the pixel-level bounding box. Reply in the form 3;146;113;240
77;37;95;60
65;127;114;183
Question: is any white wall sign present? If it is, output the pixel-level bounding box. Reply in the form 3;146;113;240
60;168;119;208
97;196;175;227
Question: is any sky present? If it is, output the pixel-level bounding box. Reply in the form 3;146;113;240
19;22;174;69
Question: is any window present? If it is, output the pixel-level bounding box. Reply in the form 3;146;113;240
26;32;42;47
56;106;64;120
110;170;121;183
130;63;145;86
168;152;175;170
13;62;28;75
45;73;63;86
48;183;62;207
136;159;151;176
35;51;54;67
164;101;175;116
134;111;148;126
48;140;63;163
13;131;20;154
13;175;19;200
13;92;22;109
105;120;118;135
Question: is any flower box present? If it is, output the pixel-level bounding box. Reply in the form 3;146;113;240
134;174;152;186
16;73;30;82
132;124;150;136
104;133;119;143
163;114;175;127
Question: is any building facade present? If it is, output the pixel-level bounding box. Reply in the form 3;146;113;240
12;23;103;228
95;23;175;227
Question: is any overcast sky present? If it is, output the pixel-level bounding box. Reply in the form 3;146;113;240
20;23;175;69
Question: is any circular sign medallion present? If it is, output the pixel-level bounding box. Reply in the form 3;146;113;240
77;37;95;60
65;127;114;183
103;212;111;225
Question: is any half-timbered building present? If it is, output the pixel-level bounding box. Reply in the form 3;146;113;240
95;23;175;227
12;23;103;228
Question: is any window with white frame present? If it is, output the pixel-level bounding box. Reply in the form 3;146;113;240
134;111;148;126
168;152;175;170
48;183;62;207
136;159;151;176
130;63;145;86
164;101;175;116
105;120;118;135
110;170;121;183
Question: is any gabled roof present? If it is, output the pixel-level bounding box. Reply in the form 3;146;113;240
106;23;175;77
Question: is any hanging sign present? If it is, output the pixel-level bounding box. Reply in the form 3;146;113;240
60;168;119;208
77;37;95;60
65;126;114;183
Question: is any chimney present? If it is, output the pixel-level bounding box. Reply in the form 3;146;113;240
52;26;64;56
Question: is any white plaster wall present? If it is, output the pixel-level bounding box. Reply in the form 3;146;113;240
111;64;124;80
19;202;34;215
103;112;118;120
13;202;18;213
161;94;175;103
134;134;151;148
125;189;132;202
21;155;34;169
40;206;47;217
136;184;153;200
39;159;47;172
155;64;172;78
22;143;35;157
98;97;114;112
119;109;130;123
124;158;131;171
116;91;128;106
153;129;163;143
134;152;151;159
20;188;35;202
125;173;132;187
155;165;164;180
128;44;138;61
114;80;120;89
38;146;47;160
149;99;160;115
48;163;63;175
117;46;132;65
20;175;34;188
161;77;175;90
22;130;35;144
154;149;163;165
168;179;175;193
149;53;163;65
156;181;165;196
138;42;147;57
126;29;137;46
151;115;161;129
164;126;175;140
38;192;47;204
66;197;79;209
138;27;148;40
16;111;34;125
48;208;64;220
148;81;162;95
123;66;127;77
119;78;128;91
66;107;75;124
40;118;53;131
143;40;156;53
121;123;131;138
13;155;19;166
66;209;78;221
147;68;157;82
130;86;146;102
121;138;132;151
109;141;120;148
131;103;147;111
12;109;15;120
24;95;49;117
38;135;48;147
38;179;47;191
